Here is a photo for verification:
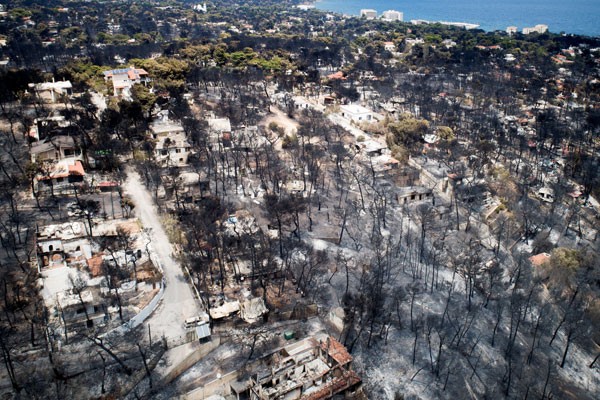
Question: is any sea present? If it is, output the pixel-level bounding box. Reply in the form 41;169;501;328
314;0;600;38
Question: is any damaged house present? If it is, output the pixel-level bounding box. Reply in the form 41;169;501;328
234;335;361;400
30;135;82;163
185;334;361;399
150;111;192;167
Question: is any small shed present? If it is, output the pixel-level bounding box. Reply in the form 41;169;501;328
195;322;211;341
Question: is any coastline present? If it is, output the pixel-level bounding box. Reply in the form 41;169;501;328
309;0;600;37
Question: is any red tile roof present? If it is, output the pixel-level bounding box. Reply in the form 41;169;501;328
301;370;361;400
39;160;85;180
87;254;104;277
98;181;119;187
529;253;551;267
68;160;85;176
327;71;346;80
320;337;352;365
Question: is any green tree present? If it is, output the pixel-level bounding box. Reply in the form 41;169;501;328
130;84;157;116
387;114;430;150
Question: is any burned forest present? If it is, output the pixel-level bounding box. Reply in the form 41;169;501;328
0;1;599;399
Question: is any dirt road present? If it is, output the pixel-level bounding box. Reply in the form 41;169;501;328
124;168;200;341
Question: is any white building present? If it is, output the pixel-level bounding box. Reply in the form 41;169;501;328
150;112;191;167
523;24;548;34
28;80;72;103
360;9;377;20
383;41;396;52
192;3;207;12
506;26;518;35
103;66;150;97
340;104;373;123
411;19;430;25
405;38;425;46
207;116;234;148
382;10;403;22
207;117;232;134
396;186;434;205
442;39;457;48
36;158;86;193
296;4;315;11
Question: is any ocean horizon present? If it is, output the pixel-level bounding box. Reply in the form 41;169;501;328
314;0;600;38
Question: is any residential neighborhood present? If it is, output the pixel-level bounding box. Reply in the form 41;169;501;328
0;1;599;399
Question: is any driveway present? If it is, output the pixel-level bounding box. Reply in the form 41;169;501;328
123;168;201;341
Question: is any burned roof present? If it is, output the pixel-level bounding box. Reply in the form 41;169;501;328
30;135;76;154
320;336;352;366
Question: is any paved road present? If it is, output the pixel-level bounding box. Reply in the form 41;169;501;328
124;168;200;341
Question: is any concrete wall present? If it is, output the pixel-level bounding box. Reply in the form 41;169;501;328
39;239;63;253
181;368;239;400
100;282;164;338
160;337;221;387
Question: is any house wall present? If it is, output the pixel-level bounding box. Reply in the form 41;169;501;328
32;143;81;163
35;149;59;162
156;147;190;166
39;239;63;253
37;175;84;193
61;303;106;328
63;240;92;259
395;169;420;186
36;88;72;103
283;387;302;400
341;111;372;122
397;190;433;204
